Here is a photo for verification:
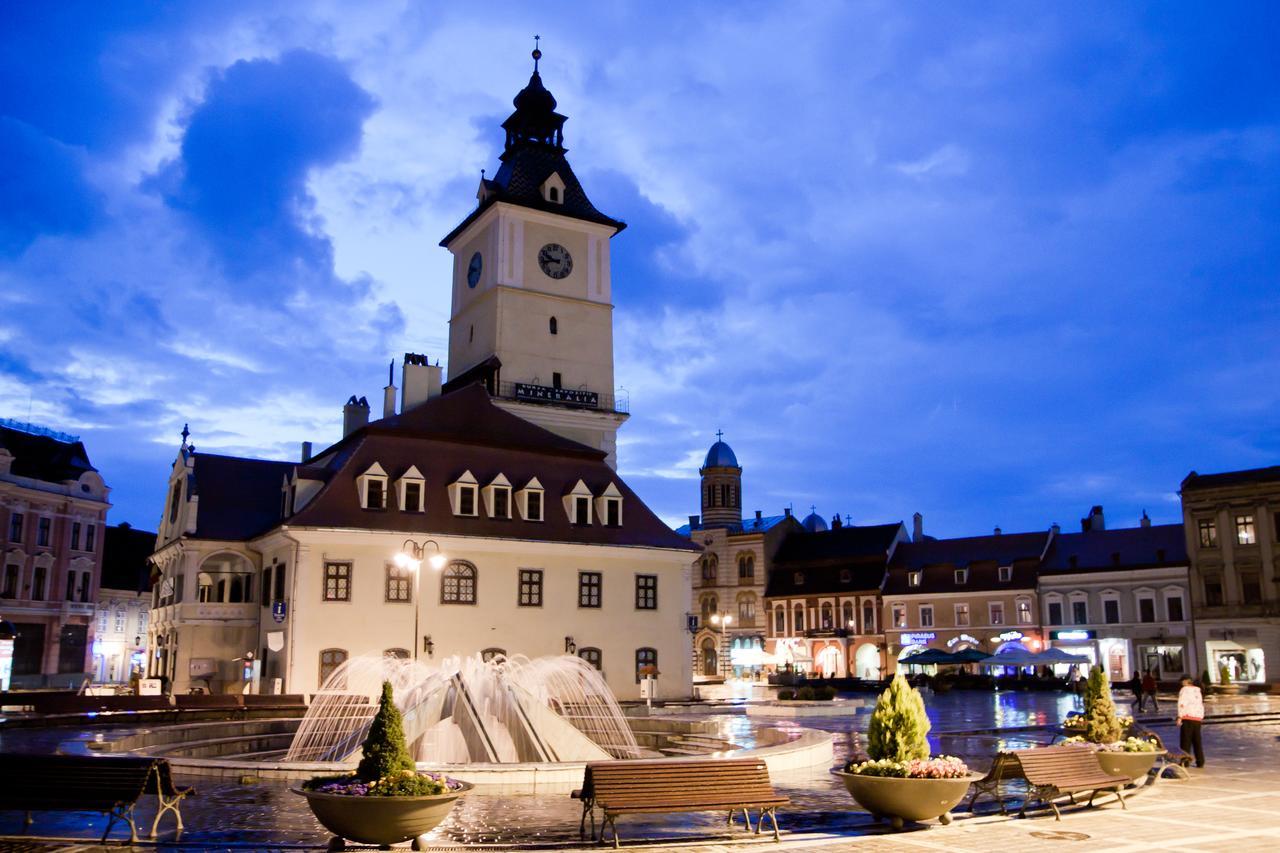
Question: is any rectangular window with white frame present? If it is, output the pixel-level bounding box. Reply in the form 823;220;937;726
998;565;1012;582
892;604;907;628
483;475;512;519
919;604;934;628
1103;598;1120;624
1235;514;1256;545
954;568;967;585
1166;593;1185;622
907;571;921;587
1197;518;1217;548
954;602;970;626
1137;596;1156;623
517;479;545;521
989;601;1004;625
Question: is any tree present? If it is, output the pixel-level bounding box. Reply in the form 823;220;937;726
1082;666;1123;744
867;674;931;762
357;681;415;782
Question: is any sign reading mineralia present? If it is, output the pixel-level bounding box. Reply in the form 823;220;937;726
514;383;599;408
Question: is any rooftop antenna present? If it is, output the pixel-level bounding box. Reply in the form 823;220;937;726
532;35;541;71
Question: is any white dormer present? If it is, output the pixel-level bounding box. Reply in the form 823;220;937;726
954;568;968;584
483;473;512;519
398;465;425;512
564;479;593;525
358;462;389;510
517;477;545;522
541;172;566;205
449;470;479;516
594;482;623;528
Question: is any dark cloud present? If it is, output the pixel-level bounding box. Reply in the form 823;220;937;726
155;49;377;281
0;118;102;255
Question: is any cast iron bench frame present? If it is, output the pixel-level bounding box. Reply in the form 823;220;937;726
967;746;1129;819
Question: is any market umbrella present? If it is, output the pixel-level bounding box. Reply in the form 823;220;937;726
900;648;958;665
948;648;991;664
979;649;1041;667
1033;647;1092;664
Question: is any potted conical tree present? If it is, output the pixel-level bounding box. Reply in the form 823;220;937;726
833;674;978;829
1063;667;1161;782
293;681;471;850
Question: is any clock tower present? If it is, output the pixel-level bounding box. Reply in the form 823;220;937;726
440;45;629;468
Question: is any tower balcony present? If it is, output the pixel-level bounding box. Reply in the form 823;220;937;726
493;380;629;414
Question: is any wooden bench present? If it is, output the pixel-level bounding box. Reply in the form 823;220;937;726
243;693;308;714
0;754;195;842
572;758;789;847
969;747;1129;820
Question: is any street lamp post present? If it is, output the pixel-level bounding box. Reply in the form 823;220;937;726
394;539;447;661
709;611;733;679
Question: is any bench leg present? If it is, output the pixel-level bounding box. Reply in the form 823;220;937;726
102;804;138;844
150;791;186;838
601;812;620;848
760;807;780;841
1115;786;1126;810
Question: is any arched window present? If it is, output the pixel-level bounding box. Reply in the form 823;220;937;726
774;606;786;634
700;594;718;622
737;554;754;581
842;601;854;629
441;561;477;604
198;553;254;604
635;647;657;682
578;647;602;670
793;604;805;632
738;594;756;623
197;572;214;602
319;648;348;688
700;638;718;676
548;186;560;203
862;601;875;633
821;602;834;629
167;480;182;525
701;554;718;583
549;316;558;335
384;648;409;659
481;648;506;662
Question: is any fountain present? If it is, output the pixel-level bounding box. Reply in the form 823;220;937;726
286;653;642;765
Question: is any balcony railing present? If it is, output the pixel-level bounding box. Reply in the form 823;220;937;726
494;380;629;414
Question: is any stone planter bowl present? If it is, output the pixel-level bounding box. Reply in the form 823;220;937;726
833;771;980;830
293;781;472;850
1095;750;1162;783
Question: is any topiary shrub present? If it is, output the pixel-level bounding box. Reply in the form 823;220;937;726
1219;663;1232;685
815;685;836;701
796;686;816;701
777;689;795;701
866;674;930;762
358;681;416;782
1082;666;1123;744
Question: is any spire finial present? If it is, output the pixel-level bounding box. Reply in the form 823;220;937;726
715;428;724;442
180;423;190;447
532;35;542;71
810;504;817;515
388;360;394;386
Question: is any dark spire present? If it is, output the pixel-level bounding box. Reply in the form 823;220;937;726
502;38;567;156
180;423;190;447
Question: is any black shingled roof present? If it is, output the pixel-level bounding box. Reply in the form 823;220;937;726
189;453;294;541
1041;524;1187;574
101;523;157;592
0;425;97;482
765;523;905;597
1182;466;1280;490
884;531;1049;594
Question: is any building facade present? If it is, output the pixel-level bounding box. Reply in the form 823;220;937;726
1039;512;1193;681
678;436;802;678
1181;466;1280;685
883;530;1049;673
766;522;907;679
148;58;699;702
0;419;109;688
92;522;156;683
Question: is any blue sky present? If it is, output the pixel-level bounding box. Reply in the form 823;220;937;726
2;2;1277;537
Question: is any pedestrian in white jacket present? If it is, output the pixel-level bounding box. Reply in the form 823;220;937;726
1176;675;1205;768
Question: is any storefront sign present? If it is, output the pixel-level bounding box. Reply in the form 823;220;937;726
514;383;599;408
995;631;1024;642
901;632;936;645
947;634;979;648
1051;630;1095;641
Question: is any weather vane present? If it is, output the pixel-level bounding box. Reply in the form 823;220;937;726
532;35;541;71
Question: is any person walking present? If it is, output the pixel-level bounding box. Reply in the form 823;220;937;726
1141;670;1159;711
1177;674;1205;768
1128;671;1144;713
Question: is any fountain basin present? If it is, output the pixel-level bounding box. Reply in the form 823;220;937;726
747;699;865;718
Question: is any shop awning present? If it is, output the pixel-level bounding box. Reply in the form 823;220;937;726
1037;647;1092;664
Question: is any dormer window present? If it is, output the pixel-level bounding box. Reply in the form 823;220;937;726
908;571;922;587
954;568;968;584
484;474;513;519
517;478;545;522
595;483;623;528
998;565;1012;582
565;480;593;525
398;466;425;512
449;470;479;517
541;172;566;205
358;463;389;510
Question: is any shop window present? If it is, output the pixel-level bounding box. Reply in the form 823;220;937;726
1197;518;1217;548
1235;514;1256;545
919;605;934;628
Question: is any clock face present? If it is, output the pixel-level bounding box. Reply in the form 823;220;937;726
537;243;573;279
467;252;483;288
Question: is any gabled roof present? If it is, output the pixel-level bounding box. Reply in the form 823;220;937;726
1182;466;1280;491
773;523;907;565
1041;524;1187;575
287;384;696;552
884;530;1050;595
765;523;905;598
0;424;97;483
188;453;294;541
101;523;157;592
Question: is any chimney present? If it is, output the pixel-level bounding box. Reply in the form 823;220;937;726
300;441;312;463
755;509;763;525
831;513;843;529
912;512;923;543
688;515;699;529
1051;522;1061;535
382;360;397;419
342;395;369;437
784;507;792;518
1080;505;1105;532
1140;509;1151;528
402;353;443;411
994;526;1002;536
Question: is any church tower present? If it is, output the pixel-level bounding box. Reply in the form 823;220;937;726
700;433;743;526
440;43;629;468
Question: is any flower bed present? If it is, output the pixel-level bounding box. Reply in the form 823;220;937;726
843;756;969;779
1062;735;1159;753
